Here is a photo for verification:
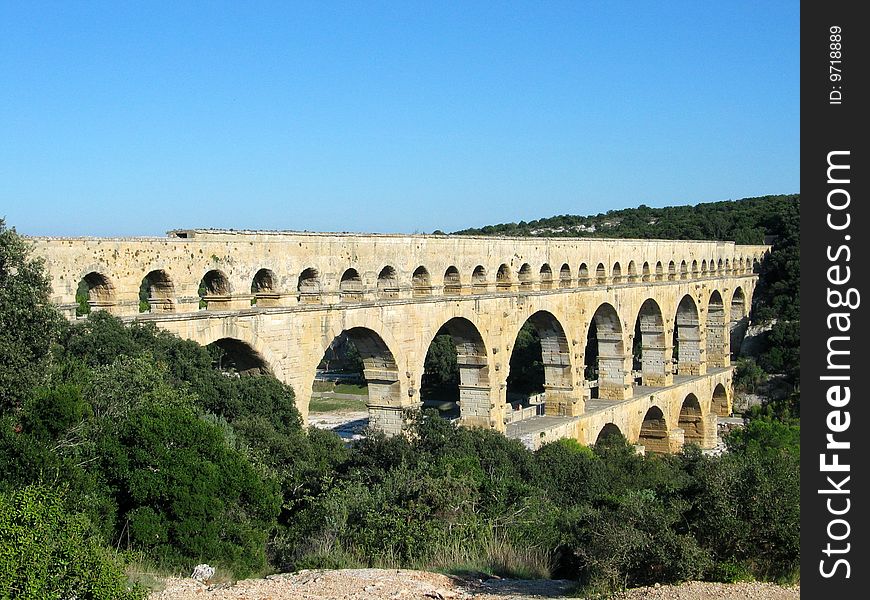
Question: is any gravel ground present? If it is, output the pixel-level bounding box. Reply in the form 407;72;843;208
148;569;799;600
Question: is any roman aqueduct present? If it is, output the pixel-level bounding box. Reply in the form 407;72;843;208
30;230;769;452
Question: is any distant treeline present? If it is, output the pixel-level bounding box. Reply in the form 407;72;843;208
450;194;798;246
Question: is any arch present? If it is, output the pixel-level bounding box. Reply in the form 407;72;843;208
725;258;731;274
412;266;432;297
707;290;728;367
208;337;272;376
627;261;638;282
423;317;492;428
138;269;174;313
443;266;461;296
584;303;630;400
317;327;402;433
496;263;513;292
642;262;651;282
717;258;724;274
578;263;590;286
339;268;363;302
559;263;572;288
611;262;622;284
472;265;487;293
691;259;698;276
633;299;671;386
251;268;278;306
595;262;607;285
668;260;677;281
638;406;670;454
655;261;664;281
539;263;554;290
730;287;748;359
297;268;321;304
679;260;688;280
518;263;533;289
712;383;730;417
199;269;231;310
507;311;574;417
675;295;704;375
701;259;708;274
595;423;625;446
738;257;746;274
76;271;116;316
752;257;761;273
377;265;400;299
679;393;706;446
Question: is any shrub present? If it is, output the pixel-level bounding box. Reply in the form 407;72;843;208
0;485;144;599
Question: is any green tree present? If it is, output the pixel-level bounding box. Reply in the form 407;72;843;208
0;219;65;413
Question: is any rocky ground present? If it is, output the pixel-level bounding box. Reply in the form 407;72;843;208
148;569;799;600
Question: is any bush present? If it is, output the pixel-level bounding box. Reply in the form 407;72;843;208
0;485;144;599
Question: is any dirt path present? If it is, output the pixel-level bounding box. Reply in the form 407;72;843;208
149;569;799;600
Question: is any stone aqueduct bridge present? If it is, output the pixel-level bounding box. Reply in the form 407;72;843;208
31;230;769;452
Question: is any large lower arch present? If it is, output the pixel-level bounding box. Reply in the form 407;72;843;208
318;327;403;434
712;383;730;417
76;271;117;316
595;423;625;447
633;299;672;386
584;303;631;400
730;287;748;359
423;317;493;428
208;337;272;376
675;295;705;375
139;269;175;313
506;311;579;417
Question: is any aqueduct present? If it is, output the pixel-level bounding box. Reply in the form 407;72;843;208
30;230;769;452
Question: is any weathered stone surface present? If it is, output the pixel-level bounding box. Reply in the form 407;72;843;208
30;230;767;448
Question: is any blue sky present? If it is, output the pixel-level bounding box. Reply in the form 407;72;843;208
1;1;799;237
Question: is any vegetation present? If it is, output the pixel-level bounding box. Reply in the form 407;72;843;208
0;200;800;597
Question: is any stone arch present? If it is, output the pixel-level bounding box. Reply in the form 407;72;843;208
730;287;748;359
725;258;732;274
443;266;461;296
638;406;671;454
321;327;403;434
297;268;321;304
595;262;607;285
642;262;651;282
199;269;231;310
701;259;708;274
691;260;698;276
251;268;279;307
412;266;432;297
707;290;728;367
339;268;363;302
627;261;638;282
668;260;677;281
578;263;590;286
717;258;724;274
208;337;272;376
518;263;533;290
138;269;174;313
584;302;631;400
752;257;761;273
472;265;488;293
192;325;283;382
496;263;513;292
595;422;625;446
633;298;671;386
675;295;704;375
76;271;117;316
507;310;576;417
539;263;554;290
680;260;688;279
611;262;622;284
424;317;493;428
678;393;707;447
712;383;730;417
377;265;400;299
559;263;572;288
655;261;664;281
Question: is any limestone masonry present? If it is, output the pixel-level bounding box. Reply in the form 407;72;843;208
29;229;769;451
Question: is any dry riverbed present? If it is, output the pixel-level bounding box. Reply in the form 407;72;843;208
149;569;799;600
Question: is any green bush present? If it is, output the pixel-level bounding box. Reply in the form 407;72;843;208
0;485;144;599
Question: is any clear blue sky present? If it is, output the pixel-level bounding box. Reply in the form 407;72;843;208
1;1;799;237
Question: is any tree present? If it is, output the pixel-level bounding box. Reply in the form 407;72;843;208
0;219;65;413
